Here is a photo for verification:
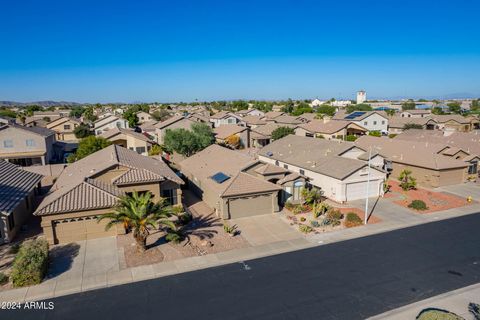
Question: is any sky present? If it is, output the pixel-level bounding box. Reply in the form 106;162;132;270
1;0;479;103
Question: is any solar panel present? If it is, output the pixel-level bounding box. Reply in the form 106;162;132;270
345;111;366;119
211;172;230;184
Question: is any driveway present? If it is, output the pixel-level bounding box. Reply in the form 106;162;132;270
230;213;303;246
48;237;120;281
437;182;480;200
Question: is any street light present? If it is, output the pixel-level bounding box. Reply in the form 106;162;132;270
364;147;372;225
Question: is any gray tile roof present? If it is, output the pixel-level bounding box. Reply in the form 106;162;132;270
0;160;43;215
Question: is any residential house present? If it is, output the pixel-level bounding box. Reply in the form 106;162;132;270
46;117;81;141
310;99;325;107
263;111;285;121
94;115;129;135
431;114;476;132
250;123;289;148
296;113;317;123
268;114;302;126
0;116;16;127
99;127;155;156
295;120;367;139
258;135;387;203
136;111;153;124
34;145;183;244
209;111;244;128
387;116;438;134
400;110;431;118
241;115;267;129
154;115;197;144
213;124;250;148
333;111;388;133
179;145;281;219
0;125;56;166
0;160;43;243
31;110;70;122
355;135;472;188
236;109;265;117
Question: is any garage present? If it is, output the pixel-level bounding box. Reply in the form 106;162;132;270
227;193;274;219
345;180;382;201
52;216;117;244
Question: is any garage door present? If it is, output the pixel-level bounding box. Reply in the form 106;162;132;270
346;180;381;202
228;194;273;218
53;216;117;244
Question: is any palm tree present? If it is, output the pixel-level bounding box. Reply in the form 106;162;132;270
98;192;176;252
399;169;417;191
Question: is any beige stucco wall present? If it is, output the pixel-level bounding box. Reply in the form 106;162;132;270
0;126;49;162
390;162;466;188
0;190;36;243
220;192;279;219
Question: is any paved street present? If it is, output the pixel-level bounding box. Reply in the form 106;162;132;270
4;212;480;320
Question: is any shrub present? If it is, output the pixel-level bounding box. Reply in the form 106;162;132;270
399;169;417;191
416;308;464;320
345;135;357;142
310;220;320;228
299;224;313;234
0;272;9;285
368;130;381;137
285;202;295;211
326;209;343;221
10;239;49;287
388;133;397;139
344;212;363;228
223;223;238;235
300;217;306;222
408;200;428;211
179;212;192;225
165;231;183;243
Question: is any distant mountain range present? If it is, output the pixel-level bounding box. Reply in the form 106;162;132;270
0;101;82;107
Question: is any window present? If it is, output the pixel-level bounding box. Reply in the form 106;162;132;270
136;146;146;154
8;214;15;230
363;121;368;126
283;164;288;169
3;140;13;148
381;121;385;125
299;169;305;175
373;121;377;125
468;161;478;175
64;124;71;130
161;189;177;205
26;139;36;147
116;121;122;128
227;118;235;124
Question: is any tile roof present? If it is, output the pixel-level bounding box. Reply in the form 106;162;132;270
264;111;285;119
99;127;154;143
258;135;369;180
35;145;182;216
388;116;437;128
154;115;186;129
298;120;366;134
0;160;43;214
221;172;281;197
254;163;288;175
2;124;55;137
355;135;468;170
210;111;237;120
242;115;267;125
272;115;302;125
431;114;471;124
213;124;247;139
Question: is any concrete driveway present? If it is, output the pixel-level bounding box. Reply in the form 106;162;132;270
47;237;120;281
230;213;303;246
437;182;480;200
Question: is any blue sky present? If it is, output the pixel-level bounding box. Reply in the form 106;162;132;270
1;0;479;103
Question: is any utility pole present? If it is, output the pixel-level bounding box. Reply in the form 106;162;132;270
364;147;372;225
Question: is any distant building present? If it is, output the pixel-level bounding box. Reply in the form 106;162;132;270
331;100;352;107
356;90;367;104
310;99;325;107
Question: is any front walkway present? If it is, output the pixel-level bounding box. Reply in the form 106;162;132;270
369;283;480;319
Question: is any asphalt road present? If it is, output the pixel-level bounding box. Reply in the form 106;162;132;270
4;213;480;320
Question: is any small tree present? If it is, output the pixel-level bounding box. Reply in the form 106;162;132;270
67;136;112;163
164;123;214;157
123;107;139;127
225;135;241;149
152;109;170;121
403;123;423;130
401;100;416;111
73;123;91;139
399;169;416;191
271;126;295;140
368;131;381;137
98;192;176;251
148;144;163;156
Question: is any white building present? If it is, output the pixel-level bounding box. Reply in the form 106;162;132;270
310;99;325;107
356;90;367;104
331;100;352;107
333;111;388;133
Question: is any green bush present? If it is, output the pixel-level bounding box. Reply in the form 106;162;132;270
310;220;320;228
408;200;428;211
344;212;363;228
388;133;397;139
0;272;9;285
416;308;464;320
165;231;183;243
299;224;313;234
345;135;357;142
10;239;49;287
368;130;381;137
326;209;343;221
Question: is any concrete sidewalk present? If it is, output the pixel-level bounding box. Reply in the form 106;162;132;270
369;283;480;319
2;201;480;304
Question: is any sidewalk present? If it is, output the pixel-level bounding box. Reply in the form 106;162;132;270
369;283;480;319
2;200;480;304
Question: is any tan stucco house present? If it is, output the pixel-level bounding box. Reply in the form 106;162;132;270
46;117;81;141
295;119;367;139
100;127;155;156
34;145;183;244
0;125;56;166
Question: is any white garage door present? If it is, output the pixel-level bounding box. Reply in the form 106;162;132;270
346;180;381;201
228;194;273;219
53;217;117;244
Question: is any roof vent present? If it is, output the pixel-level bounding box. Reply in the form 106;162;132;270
266;151;273;157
